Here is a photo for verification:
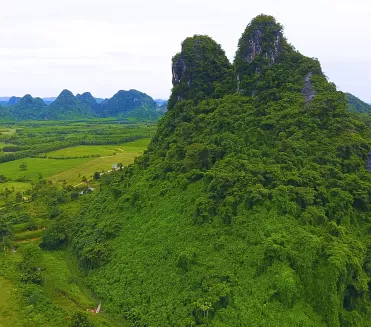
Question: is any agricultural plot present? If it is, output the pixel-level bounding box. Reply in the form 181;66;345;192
0;157;91;181
0;121;155;198
47;139;150;186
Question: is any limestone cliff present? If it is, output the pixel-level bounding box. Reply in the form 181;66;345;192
168;35;234;109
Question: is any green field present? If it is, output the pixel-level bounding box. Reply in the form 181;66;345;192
0;181;32;206
0;128;16;135
0;142;15;150
47;139;150;186
46;138;150;157
0;157;91;181
0;121;154;198
0;140;150;185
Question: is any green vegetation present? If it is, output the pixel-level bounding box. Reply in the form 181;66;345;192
71;15;371;326
0;180;130;326
0;89;164;122
168;35;234;109
1;13;371;327
0;121;153;199
345;92;371;113
100;89;163;121
46;90;94;120
11;94;47;120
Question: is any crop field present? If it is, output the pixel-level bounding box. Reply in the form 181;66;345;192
46;138;150;157
47;139;150;186
0;128;16;135
0;142;15;150
0;120;155;201
0;157;91;181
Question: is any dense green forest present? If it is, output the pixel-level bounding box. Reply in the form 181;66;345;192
0;89;165;122
1;13;371;327
70;15;371;326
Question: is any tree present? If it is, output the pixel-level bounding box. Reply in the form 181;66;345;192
0;215;13;254
81;176;87;183
19;162;27;171
93;172;101;180
70;312;93;327
0;174;7;183
15;192;23;203
70;191;79;200
19;243;43;284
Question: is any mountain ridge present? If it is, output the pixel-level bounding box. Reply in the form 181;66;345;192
72;14;371;326
0;89;165;121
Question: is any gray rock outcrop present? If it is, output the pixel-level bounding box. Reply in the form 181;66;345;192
302;72;317;104
366;151;371;172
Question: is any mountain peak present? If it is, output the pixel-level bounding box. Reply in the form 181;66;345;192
168;35;234;109
7;96;21;106
58;89;75;99
235;14;285;66
20;94;34;104
76;92;97;108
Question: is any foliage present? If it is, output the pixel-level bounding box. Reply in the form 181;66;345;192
99;89;161;121
168;35;235;109
19;243;44;285
70;312;94;327
0;89;164;122
345;93;371;113
11;94;47;120
72;15;371;327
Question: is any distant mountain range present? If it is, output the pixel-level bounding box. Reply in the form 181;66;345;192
0;90;167;121
345;93;371;113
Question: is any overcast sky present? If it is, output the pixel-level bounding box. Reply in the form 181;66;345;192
1;0;370;102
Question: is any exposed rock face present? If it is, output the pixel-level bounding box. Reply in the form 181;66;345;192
168;35;233;109
172;53;187;87
366;152;371;172
302;72;317;103
242;25;282;65
234;15;288;95
235;15;284;69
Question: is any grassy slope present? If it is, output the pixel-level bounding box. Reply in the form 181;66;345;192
0;192;131;327
0;250;128;327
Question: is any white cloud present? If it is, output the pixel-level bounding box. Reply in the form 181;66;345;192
0;0;370;101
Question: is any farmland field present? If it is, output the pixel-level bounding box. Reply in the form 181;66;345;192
0;119;148;326
47;139;151;186
0;120;155;202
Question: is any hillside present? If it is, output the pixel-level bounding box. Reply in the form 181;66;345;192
10;94;47;120
76;92;98;110
345;93;371;113
99;89;162;121
73;15;371;326
0;89;164;122
45;89;95;120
